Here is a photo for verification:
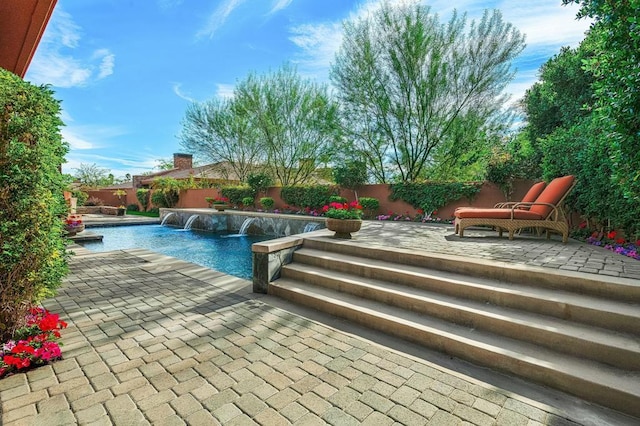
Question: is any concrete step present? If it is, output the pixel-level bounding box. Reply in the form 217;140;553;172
281;262;640;370
302;237;640;303
270;278;640;418
292;248;640;335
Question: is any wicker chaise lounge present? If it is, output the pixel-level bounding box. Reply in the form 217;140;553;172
454;175;576;243
494;180;546;208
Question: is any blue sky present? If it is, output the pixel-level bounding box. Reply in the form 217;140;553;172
26;0;591;180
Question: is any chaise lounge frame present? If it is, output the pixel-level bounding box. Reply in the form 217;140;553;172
454;178;576;243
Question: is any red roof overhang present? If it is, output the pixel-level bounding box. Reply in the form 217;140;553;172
0;0;57;78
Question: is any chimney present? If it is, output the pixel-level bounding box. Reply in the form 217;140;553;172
173;153;193;170
132;175;145;188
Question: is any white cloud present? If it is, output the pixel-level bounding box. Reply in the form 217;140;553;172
61;118;128;151
196;0;247;40
62;128;96;150
25;7;115;87
94;49;116;79
62;153;159;177
172;83;198;102
45;9;82;48
216;84;235;99
269;0;294;14
28;54;91;88
289;22;343;79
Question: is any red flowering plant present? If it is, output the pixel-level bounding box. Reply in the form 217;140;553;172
205;196;230;207
65;214;83;228
585;229;640;261
322;201;363;220
0;307;68;379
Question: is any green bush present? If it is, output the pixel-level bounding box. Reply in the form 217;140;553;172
329;195;347;203
358;197;380;218
247;172;273;195
72;190;89;206
151;190;177;208
390;181;482;216
540;117;640;236
126;204;140;212
281;185;337;209
242;197;255;207
0;68;69;341
150;178;181;208
260;197;275;210
136;188;150;212
221;186;255;206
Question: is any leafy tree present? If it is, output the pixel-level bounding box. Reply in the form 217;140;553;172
333;160;367;200
330;2;525;183
1;69;69;340
234;64;341;185
521;36;596;176
154;158;175;171
563;0;640;202
73;163;113;188
179;98;264;182
333;160;367;189
523;43;595;140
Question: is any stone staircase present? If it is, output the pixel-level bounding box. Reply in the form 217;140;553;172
268;237;640;419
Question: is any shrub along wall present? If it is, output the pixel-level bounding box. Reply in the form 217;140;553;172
0;68;69;341
87;180;534;219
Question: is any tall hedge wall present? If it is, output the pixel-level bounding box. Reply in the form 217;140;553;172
0;68;69;340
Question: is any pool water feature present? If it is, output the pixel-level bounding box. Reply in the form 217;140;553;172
81;225;273;280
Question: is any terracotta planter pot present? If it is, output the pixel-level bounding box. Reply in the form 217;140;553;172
326;218;362;239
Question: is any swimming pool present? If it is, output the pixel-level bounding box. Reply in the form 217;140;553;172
81;225;273;280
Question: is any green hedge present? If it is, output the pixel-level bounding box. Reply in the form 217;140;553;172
390;182;482;216
280;185;338;209
221;186;256;206
0;68;69;341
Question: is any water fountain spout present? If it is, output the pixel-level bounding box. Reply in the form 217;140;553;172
238;217;256;235
160;212;176;226
184;215;200;230
303;222;321;233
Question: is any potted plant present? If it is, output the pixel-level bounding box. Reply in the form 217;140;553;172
64;214;85;236
322;201;363;239
117;206;126;216
206;196;230;211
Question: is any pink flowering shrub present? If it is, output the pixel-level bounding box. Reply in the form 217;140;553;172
0;307;67;378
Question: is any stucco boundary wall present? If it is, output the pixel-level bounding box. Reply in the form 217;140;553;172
87;179;536;220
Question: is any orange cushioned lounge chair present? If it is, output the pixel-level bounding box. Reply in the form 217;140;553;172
454;175;576;243
455;181;546;211
494;180;546;208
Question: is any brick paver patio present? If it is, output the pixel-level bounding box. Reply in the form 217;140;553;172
1;221;638;425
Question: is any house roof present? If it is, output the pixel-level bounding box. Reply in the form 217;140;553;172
100;182;134;190
0;0;57;78
139;162;241;186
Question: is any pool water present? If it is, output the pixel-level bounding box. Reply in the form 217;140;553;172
81;225;273;280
